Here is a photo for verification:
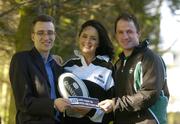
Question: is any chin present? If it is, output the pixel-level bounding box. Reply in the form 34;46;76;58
82;49;91;53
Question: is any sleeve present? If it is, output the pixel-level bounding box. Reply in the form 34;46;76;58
115;52;165;112
160;57;170;99
105;65;115;98
88;62;115;123
9;53;55;117
87;108;105;123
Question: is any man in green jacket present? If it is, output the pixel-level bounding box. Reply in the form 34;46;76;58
99;12;170;124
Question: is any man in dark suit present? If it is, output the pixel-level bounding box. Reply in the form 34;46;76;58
9;14;70;124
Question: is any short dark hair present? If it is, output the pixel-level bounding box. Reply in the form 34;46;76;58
32;14;55;25
114;12;140;33
79;20;114;59
32;14;55;31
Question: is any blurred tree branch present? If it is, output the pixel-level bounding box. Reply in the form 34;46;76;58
0;0;35;17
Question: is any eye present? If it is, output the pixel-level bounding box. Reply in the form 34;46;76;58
34;30;55;37
127;30;133;34
117;30;123;35
36;31;44;36
81;34;87;39
91;37;97;41
47;30;55;35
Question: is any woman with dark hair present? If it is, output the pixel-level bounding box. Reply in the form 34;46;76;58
63;20;115;124
78;20;114;59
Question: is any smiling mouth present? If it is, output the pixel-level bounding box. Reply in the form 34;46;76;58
43;42;51;46
122;40;130;45
83;44;92;48
84;46;90;49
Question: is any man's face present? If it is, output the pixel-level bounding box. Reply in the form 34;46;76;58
115;19;140;51
31;21;56;54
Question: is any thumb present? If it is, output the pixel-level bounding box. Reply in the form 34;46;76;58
98;100;107;106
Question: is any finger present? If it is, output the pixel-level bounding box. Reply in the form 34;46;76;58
99;104;109;111
98;100;107;106
63;98;70;103
99;102;110;108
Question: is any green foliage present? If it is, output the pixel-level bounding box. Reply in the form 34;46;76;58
0;0;165;58
168;0;180;13
15;0;22;3
1;0;180;124
168;112;180;124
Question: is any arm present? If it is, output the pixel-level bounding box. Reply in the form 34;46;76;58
99;52;165;113
9;53;70;117
115;52;165;112
9;53;55;117
89;65;115;122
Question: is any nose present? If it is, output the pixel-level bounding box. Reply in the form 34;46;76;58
41;32;54;40
122;32;129;39
84;37;91;43
40;34;49;41
43;33;50;39
36;31;55;38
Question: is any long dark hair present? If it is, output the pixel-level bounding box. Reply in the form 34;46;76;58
79;20;114;59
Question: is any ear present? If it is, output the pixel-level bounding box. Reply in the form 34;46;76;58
76;35;80;48
31;33;35;43
137;31;141;38
115;33;118;41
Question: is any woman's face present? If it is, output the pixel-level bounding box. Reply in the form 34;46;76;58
79;26;99;57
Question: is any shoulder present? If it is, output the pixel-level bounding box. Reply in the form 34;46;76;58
63;57;81;67
96;55;110;62
52;54;63;65
11;51;30;61
94;55;113;70
10;51;31;69
13;50;29;57
142;48;160;61
138;48;163;71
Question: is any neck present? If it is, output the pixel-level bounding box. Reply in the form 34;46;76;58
123;49;133;57
40;51;50;62
83;53;95;65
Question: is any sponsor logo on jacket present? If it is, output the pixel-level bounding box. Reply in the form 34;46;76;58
94;74;104;84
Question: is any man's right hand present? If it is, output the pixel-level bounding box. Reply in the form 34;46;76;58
54;98;71;112
98;98;115;113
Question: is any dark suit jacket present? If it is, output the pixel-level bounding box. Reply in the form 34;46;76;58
9;47;64;124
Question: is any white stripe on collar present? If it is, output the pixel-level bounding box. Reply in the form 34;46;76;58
74;50;110;65
74;50;87;66
96;55;109;62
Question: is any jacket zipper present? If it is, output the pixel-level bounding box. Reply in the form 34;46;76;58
121;59;127;72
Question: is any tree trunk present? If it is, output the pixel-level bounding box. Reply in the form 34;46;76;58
8;3;41;124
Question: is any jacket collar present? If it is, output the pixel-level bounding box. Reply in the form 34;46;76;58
30;47;49;80
74;50;110;66
119;39;149;60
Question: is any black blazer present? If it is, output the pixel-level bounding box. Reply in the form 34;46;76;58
9;47;64;124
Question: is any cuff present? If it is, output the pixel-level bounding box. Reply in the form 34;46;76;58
86;109;96;117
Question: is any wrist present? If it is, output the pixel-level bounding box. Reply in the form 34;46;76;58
54;100;57;110
86;109;96;117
